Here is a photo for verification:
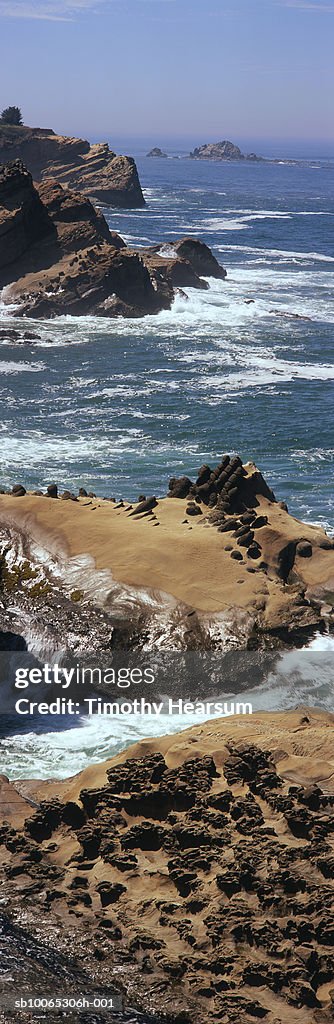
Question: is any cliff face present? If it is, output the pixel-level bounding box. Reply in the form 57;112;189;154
0;160;55;271
0;161;226;318
0;125;145;208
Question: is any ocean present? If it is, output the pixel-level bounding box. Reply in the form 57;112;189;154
0;145;333;779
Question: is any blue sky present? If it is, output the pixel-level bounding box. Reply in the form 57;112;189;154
0;0;332;145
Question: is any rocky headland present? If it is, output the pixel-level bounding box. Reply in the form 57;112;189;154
0;124;145;208
0;455;333;655
188;140;261;161
0;160;226;318
1;708;334;1023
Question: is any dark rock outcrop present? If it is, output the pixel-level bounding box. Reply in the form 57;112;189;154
128;496;158;517
0;124;145;207
11;484;27;497
188;140;261;161
168;476;193;499
0;160;54;271
173;237;227;279
0;161;227;319
168;455;275;513
134;249;210;291
146;147;168;158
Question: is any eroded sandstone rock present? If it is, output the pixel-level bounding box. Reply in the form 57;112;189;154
0;124;145;207
1;730;334;1023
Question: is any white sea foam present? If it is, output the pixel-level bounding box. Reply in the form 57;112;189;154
215;207;333;218
0;429;207;470
186;355;334;393
219;243;334;263
291;448;334;462
202;211;293;232
0;429;145;466
0;360;45;374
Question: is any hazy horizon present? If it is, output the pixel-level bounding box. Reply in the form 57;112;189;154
93;134;334;160
0;0;333;148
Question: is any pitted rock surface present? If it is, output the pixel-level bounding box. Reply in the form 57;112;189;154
1;740;334;1023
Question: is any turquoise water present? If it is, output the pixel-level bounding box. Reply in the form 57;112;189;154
0;153;333;530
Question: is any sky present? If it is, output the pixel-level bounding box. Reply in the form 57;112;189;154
0;0;333;147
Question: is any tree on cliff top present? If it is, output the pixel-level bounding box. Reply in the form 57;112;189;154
0;106;23;126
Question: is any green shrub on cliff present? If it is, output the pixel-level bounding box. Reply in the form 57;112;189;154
0;106;23;126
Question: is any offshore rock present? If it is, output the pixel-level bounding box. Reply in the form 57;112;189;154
146;147;168;158
0;123;145;207
188;139;261;161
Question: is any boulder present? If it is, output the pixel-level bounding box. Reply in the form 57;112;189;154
128;497;158;516
46;483;58;498
11;483;26;496
137;249;209;291
185;503;202;516
173;237;226;279
195;465;211;487
296;541;313;558
168;477;192;499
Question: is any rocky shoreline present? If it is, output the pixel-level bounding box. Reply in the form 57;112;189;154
0;161;226;319
1;708;334;1023
0;455;333;660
